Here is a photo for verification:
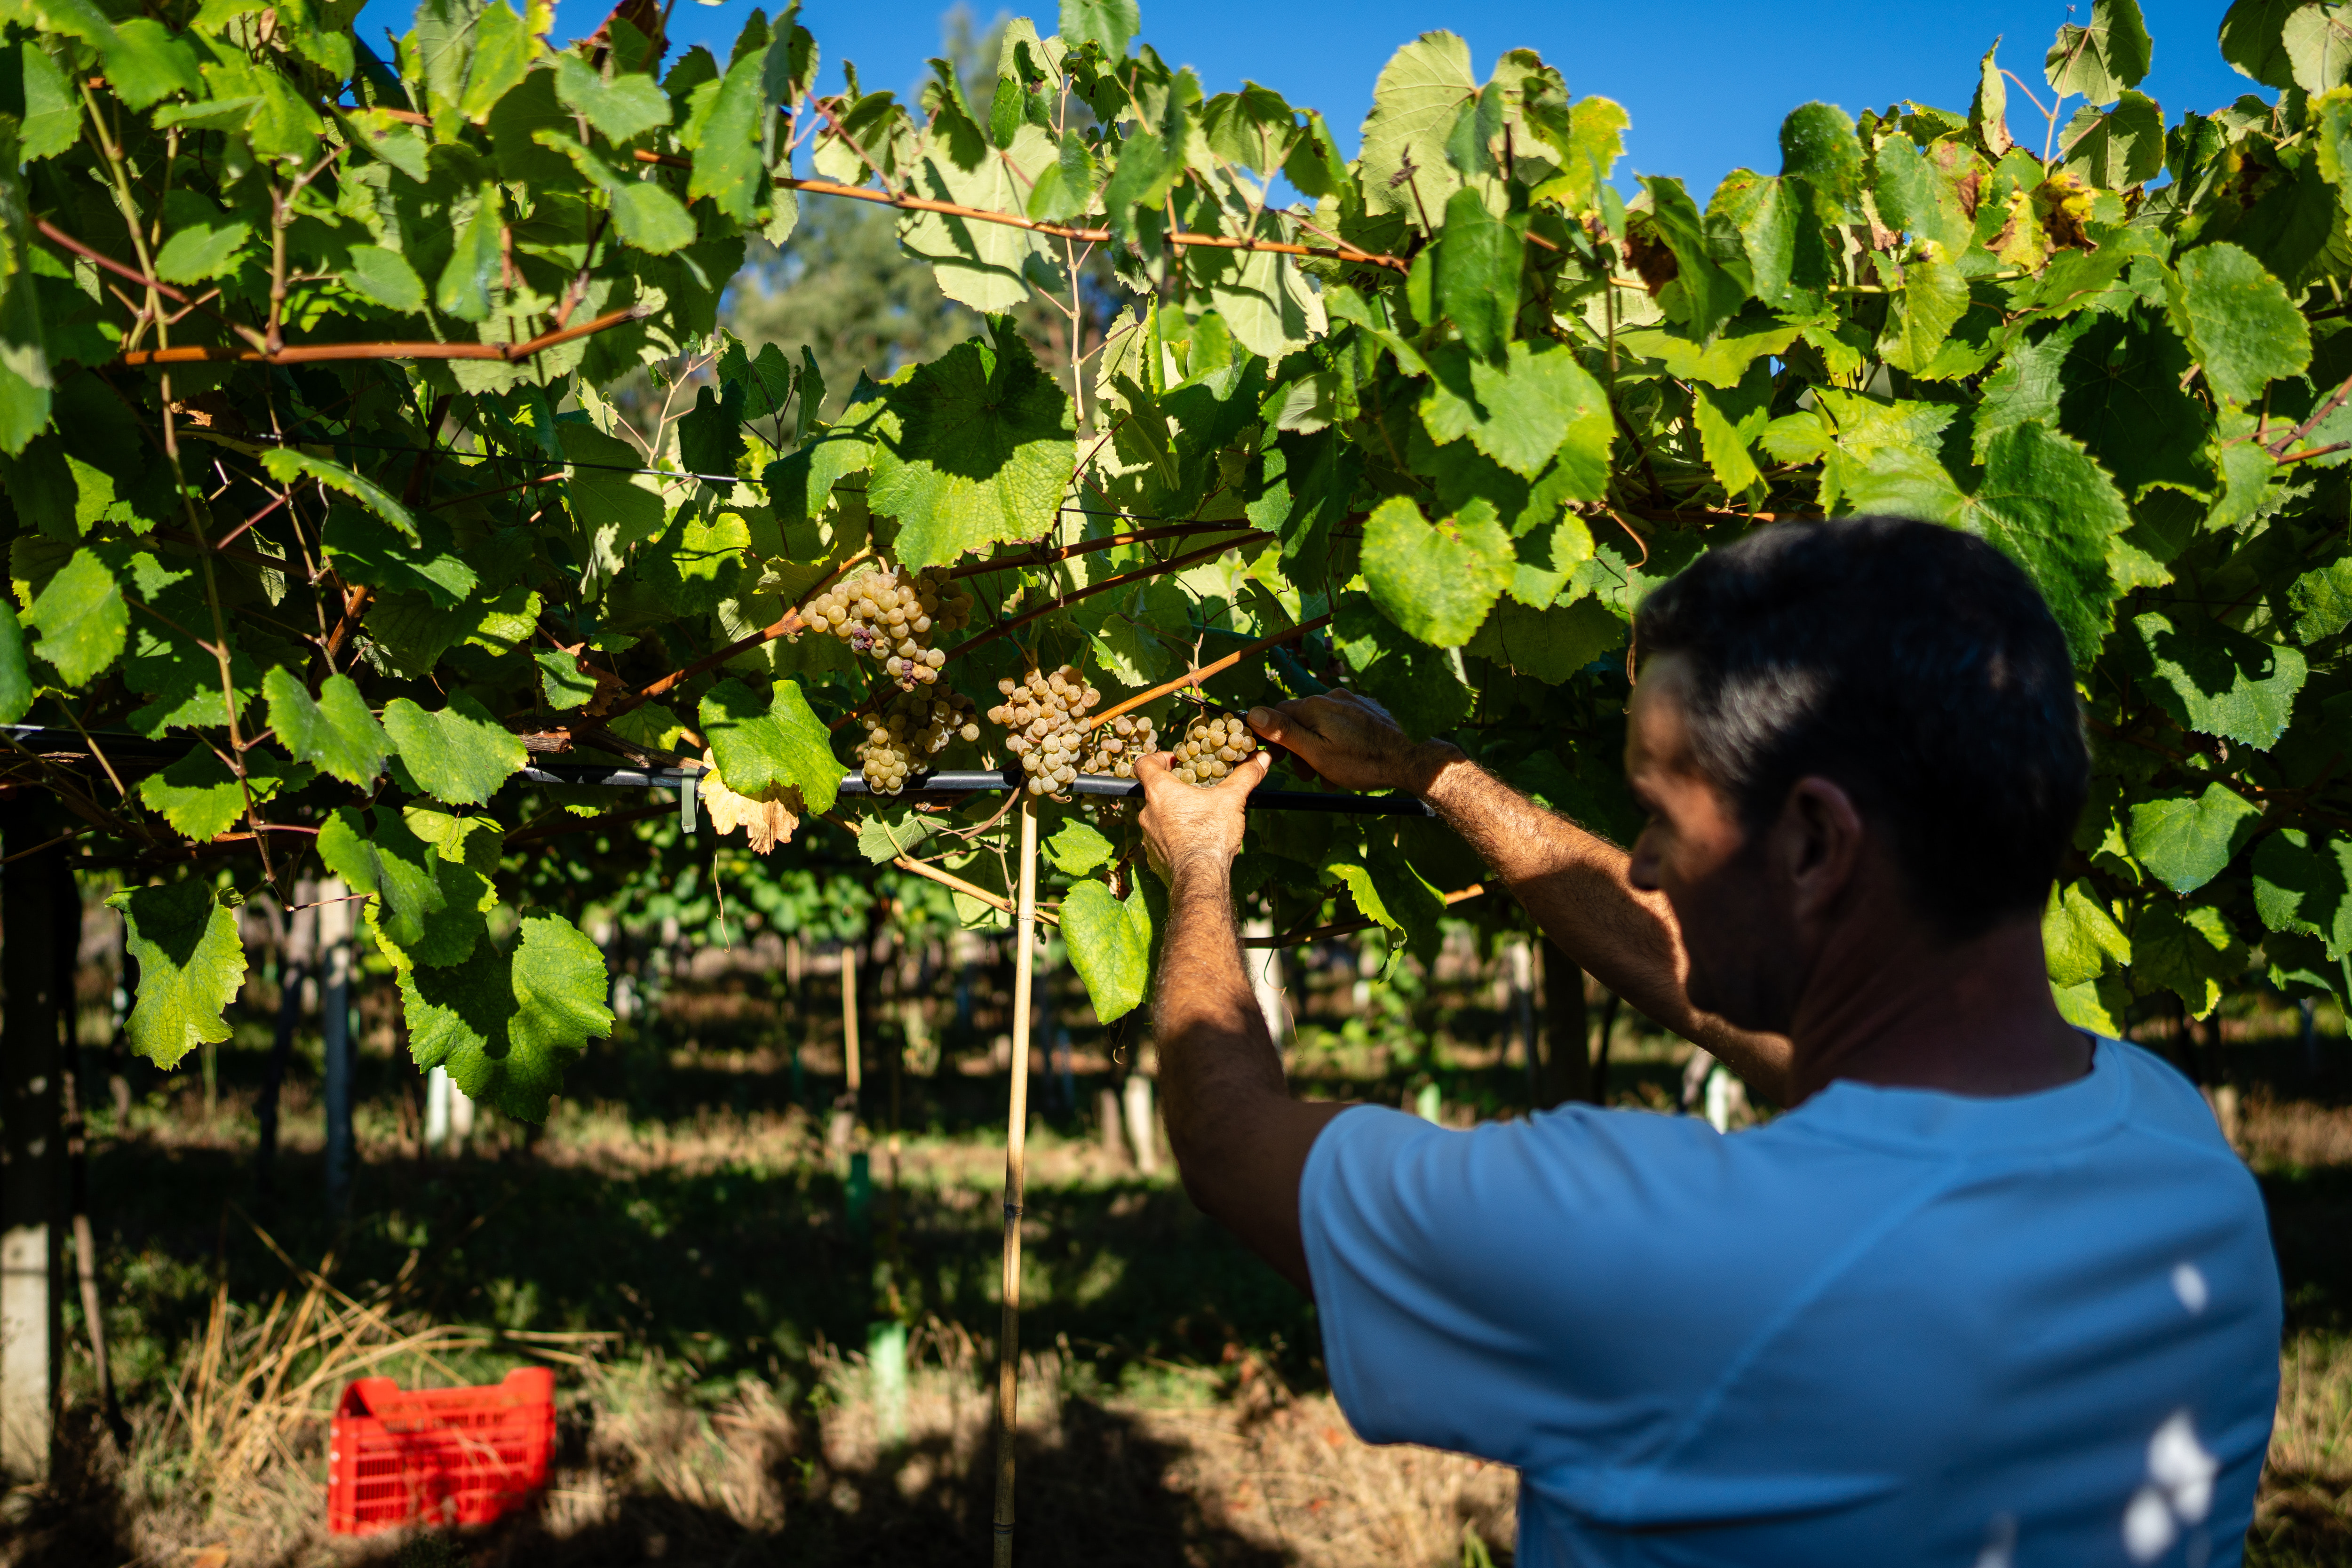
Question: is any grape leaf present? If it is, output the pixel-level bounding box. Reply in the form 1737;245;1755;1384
1465;596;1622;683
1780;102;1864;218
1059;0;1138;56
0;600;31;723
683;48;766;224
2043;879;2131;986
2288;555;2352;643
1334;594;1475;735
900;122;1058;314
400;914;613;1121
264;669;387;787
553;57;671;141
1046;819;1116;876
1434;188;1520;364
317;804;449;953
135;743;302;843
1062;879;1152;1022
321;507;478;609
107;879;246;1068
535;648;598;709
1420;340;1611;484
2129;783;2262;894
260;448;421;541
436;186;502;321
1881;250;1970;373
2168;241;2311;405
344;245;427;313
2125;609;2308;748
1636;176;1746;342
1362;495;1516;648
2287;2;2352;91
559;423;667;573
1848;422;2133;661
2046;0;2153;100
381;694;527;805
153;207;251;284
456;0;532;121
2135;900;2243;1018
102;18;201;110
2062;91;2164;189
855;810;937;863
2254;827;2352;957
17;40;79;162
1360;32;1481;227
1872;137;1973;254
699;677;842;813
2222;0;2299;90
24;547;126;685
866;326;1074;569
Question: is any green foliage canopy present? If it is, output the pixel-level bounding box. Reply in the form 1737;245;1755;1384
4;0;2350;1112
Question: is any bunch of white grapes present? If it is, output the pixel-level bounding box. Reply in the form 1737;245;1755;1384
1081;712;1158;780
801;566;976;689
1169;711;1259;785
987;665;1104;796
856;691;980;796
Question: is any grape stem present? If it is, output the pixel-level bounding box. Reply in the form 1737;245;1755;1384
950;519;1266;580
952;531;1269;659
1240;883;1486;947
624;546;876;710
1087;613;1334;732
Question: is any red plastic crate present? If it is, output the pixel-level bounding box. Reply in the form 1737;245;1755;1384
327;1367;556;1536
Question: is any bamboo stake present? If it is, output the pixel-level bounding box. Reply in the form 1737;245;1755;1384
992;796;1039;1567
842;942;861;1102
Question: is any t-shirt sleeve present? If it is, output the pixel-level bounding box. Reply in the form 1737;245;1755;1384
1299;1101;1727;1467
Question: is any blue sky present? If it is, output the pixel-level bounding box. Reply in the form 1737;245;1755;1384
355;0;2264;200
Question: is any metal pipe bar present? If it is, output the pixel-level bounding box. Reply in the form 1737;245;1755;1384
5;732;1435;816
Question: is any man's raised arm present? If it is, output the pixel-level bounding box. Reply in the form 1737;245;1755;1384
1136;748;1349;1292
1247;693;1795;1105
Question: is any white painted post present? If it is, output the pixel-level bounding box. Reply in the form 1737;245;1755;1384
424;1066;451;1150
1241;916;1287;1047
0;829;61;1480
1123;1071;1158;1174
319;882;354;1213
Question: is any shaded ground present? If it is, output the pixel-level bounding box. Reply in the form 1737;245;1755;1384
4;1005;2347;1565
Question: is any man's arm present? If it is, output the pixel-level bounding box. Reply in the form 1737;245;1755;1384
1248;694;1795;1105
1137;748;1350;1291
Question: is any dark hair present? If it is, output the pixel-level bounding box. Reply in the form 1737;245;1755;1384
1631;516;2087;939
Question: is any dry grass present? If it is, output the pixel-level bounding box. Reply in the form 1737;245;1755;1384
2257;1335;2352;1563
522;1328;1512;1568
2241;1091;2352;1171
15;1068;2349;1565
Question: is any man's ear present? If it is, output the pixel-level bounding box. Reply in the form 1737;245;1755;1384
1778;776;1868;923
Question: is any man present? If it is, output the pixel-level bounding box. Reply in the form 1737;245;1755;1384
1133;518;2280;1567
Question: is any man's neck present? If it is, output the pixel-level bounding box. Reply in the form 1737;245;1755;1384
1788;916;2093;1102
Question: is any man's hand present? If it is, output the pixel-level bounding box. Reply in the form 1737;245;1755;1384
1247;691;1457;795
1136;746;1273;883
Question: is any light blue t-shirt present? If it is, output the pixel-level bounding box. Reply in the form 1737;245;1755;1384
1300;1039;2281;1567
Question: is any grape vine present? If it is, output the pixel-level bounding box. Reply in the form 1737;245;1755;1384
0;0;2345;1121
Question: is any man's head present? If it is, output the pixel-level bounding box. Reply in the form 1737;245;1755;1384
1624;517;2087;1031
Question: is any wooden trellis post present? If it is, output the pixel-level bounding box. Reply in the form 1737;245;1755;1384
992;796;1039;1565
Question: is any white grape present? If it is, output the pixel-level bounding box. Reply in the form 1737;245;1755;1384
1170;711;1258;787
855;689;979;796
803;564;977;692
